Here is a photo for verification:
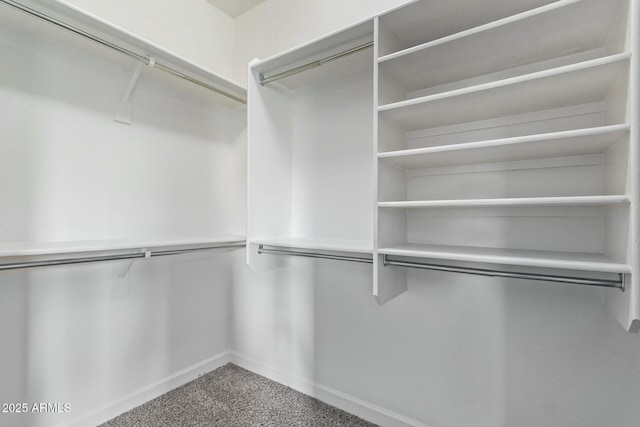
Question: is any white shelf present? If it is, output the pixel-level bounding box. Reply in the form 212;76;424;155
251;237;373;254
378;125;630;168
378;53;630;131
251;19;373;90
5;0;247;107
0;235;246;258
378;0;624;94
377;0;556;56
378;195;629;209
378;244;631;274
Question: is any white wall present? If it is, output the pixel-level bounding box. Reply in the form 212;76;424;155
233;256;640;427
0;8;242;426
59;0;238;83
231;2;640;427
232;0;412;83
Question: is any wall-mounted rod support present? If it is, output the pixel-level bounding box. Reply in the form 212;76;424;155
259;41;374;85
0;0;246;104
258;245;373;264
0;243;245;272
383;255;625;291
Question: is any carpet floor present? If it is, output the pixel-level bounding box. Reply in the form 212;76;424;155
100;363;377;426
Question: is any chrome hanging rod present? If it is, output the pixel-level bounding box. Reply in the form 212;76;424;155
0;0;246;105
382;255;625;291
258;245;373;264
0;243;244;272
259;41;374;85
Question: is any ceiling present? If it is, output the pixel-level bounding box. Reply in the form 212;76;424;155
207;0;266;17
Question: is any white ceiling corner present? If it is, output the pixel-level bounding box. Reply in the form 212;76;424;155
206;0;266;17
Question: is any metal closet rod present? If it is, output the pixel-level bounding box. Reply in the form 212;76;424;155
0;243;244;272
382;255;625;291
259;41;374;85
258;245;373;264
0;0;246;105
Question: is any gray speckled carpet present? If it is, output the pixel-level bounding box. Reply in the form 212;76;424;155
100;363;377;427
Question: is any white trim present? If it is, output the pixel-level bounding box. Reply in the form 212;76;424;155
229;351;430;427
60;351;232;427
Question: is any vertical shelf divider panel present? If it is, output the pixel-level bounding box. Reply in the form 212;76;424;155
602;0;640;333
246;0;639;330
374;16;408;304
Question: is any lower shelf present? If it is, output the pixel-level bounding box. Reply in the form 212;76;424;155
377;244;630;274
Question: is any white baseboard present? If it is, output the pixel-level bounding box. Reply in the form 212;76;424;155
62;350;232;427
229;351;429;427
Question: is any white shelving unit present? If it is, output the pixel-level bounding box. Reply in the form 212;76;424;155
376;0;639;331
246;0;640;332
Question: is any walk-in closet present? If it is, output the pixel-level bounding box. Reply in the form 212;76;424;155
2;0;640;426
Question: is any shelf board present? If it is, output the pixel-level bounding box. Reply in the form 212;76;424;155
378;53;630;131
378;195;629;209
377;0;556;56
6;0;247;108
378;244;631;274
0;235;247;258
378;0;624;93
378;125;630;168
251;237;373;254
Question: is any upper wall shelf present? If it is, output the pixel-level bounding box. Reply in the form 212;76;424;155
378;53;630;131
378;0;625;96
1;0;247;107
251;19;373;90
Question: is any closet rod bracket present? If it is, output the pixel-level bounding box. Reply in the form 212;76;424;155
114;57;156;125
117;250;150;278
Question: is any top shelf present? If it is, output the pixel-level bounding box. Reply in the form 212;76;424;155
378;0;626;96
251;19;373;90
377;0;557;57
4;0;247;107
